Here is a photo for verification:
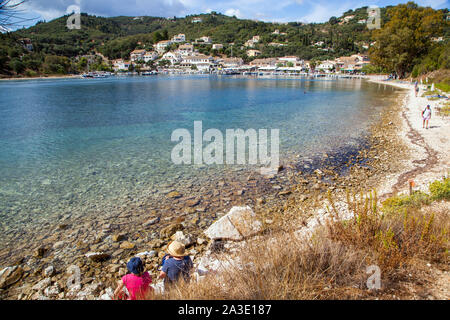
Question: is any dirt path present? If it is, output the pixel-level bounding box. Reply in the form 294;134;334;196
367;78;449;198
382;100;440;199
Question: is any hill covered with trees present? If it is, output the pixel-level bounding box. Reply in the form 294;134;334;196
0;2;448;79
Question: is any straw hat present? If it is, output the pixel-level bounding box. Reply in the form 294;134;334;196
167;241;186;257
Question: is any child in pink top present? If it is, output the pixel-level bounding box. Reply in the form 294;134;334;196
114;257;153;300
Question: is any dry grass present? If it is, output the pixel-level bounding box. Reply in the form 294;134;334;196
153;184;449;300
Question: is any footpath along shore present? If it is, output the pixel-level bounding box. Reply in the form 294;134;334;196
367;75;450;197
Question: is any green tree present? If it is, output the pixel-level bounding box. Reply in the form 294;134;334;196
9;58;25;74
369;2;446;77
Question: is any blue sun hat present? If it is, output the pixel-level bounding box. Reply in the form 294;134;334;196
127;257;144;275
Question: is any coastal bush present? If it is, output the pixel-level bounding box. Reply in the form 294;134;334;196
155;182;448;300
437;102;450;116
435;82;450;93
382;191;430;214
429;177;450;201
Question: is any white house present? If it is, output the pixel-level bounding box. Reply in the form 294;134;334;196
171;34;186;43
195;36;212;44
162;52;182;65
220;57;244;68
143;51;159;62
212;44;223;50
244;35;261;48
246;49;261;57
155;40;172;53
192;17;202;23
177;43;194;56
278;56;302;66
112;59;131;71
181;54;214;71
130;49;146;62
268;42;287;47
317;60;336;72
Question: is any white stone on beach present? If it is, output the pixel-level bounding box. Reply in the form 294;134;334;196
204;206;262;241
136;251;156;258
172;231;194;246
44;265;54;277
32;277;52;291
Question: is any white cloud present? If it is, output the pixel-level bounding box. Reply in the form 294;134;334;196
225;8;243;18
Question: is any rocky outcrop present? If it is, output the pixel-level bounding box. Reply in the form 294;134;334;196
204;206;262;241
0;266;24;289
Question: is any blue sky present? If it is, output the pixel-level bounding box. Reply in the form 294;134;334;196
16;0;449;28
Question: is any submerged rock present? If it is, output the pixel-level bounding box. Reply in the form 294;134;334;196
143;216;160;227
167;191;182;199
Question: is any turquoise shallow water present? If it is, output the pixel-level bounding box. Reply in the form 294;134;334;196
0;76;399;242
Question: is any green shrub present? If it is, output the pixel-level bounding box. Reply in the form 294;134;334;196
435;82;450;93
429;178;450;201
382;191;430;214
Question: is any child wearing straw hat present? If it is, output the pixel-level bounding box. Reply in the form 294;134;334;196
159;241;193;285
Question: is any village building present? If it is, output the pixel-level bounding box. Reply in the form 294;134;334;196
335;54;369;72
220;57;244;68
316;60;336;72
195;36;212;44
181;54;214;71
143;51;159;62
250;58;278;67
112;59;132;71
177;43;194;56
18;38;33;51
130;49;146;62
244;35;261;48
171;34;186;43
268;42;287;47
155;40;172;54
161;52;183;65
277;56;302;66
212;44;223;50
246;49;261;57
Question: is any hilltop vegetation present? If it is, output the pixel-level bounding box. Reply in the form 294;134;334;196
0;2;448;79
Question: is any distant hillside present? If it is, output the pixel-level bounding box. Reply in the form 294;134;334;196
1;7;384;65
0;3;448;78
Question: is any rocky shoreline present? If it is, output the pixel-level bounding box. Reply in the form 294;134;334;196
0;81;414;300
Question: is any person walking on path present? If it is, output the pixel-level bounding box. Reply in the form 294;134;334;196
159;241;193;286
114;257;153;300
414;81;419;97
422;105;432;129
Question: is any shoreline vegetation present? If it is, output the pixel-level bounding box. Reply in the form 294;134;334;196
0;76;448;300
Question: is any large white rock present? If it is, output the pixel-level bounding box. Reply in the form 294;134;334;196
204;206;262;241
172;231;194;246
